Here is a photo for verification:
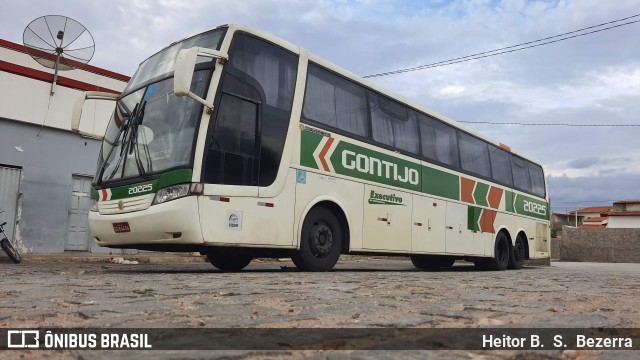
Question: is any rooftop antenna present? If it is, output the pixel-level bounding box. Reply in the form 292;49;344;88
23;15;95;95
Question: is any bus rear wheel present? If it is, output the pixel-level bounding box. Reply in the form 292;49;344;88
411;255;455;269
484;232;510;271
292;207;342;272
508;234;526;269
206;251;252;272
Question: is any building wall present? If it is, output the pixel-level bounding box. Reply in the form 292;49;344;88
0;120;107;252
560;226;640;263
626;203;640;212
0;39;129;253
608;216;640;229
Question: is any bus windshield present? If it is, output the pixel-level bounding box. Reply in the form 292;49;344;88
95;28;226;185
124;28;226;92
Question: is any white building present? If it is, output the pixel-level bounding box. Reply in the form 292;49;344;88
0;38;128;253
607;200;640;229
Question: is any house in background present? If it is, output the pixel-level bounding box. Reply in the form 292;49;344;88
551;205;612;231
580;216;608;229
551;212;583;231
607;200;640;228
574;206;613;220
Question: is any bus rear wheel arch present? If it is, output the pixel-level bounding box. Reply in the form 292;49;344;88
292;205;344;272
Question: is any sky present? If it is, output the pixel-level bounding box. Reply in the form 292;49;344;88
1;0;639;213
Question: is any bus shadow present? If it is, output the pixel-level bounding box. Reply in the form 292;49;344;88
102;263;543;274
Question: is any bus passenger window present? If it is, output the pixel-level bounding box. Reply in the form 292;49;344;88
489;145;513;186
370;94;419;154
458;132;491;179
418;114;460;168
303;65;368;137
511;156;532;193
528;162;546;197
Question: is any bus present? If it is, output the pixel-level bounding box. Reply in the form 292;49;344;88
83;24;550;272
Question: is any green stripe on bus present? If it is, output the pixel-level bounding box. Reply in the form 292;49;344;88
422;166;460;201
329;141;422;192
505;190;515;213
299;128;547;220
90;187;98;201
101;168;193;200
300;130;322;170
473;182;490;207
513;194;549;221
468;206;482;231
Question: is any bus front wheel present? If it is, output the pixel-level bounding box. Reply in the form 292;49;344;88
206;251;252;272
292;207;342;272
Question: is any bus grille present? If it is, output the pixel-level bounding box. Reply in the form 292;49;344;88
98;194;154;214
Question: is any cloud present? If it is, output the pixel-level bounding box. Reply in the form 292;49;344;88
549;172;640;213
567;157;601;169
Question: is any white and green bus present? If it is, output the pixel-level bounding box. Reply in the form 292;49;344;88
87;24;550;271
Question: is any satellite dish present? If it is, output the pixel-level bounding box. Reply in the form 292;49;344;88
23;15;95;94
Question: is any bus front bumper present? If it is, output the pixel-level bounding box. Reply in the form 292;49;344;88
89;196;204;247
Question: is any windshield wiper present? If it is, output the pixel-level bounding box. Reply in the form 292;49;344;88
99;103;138;183
129;101;150;178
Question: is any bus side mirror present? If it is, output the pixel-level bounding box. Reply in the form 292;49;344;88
71;91;119;140
174;47;228;112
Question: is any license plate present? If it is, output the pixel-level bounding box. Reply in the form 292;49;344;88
113;222;131;233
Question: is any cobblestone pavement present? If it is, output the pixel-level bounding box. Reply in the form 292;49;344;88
0;257;638;359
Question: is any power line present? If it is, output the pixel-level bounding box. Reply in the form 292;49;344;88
364;14;640;78
552;200;622;204
457;121;640;127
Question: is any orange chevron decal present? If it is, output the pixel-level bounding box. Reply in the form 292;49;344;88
480;209;497;233
487;186;503;209
318;137;335;172
461;177;475;204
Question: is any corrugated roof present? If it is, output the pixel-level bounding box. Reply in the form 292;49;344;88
578;224;606;229
584;217;608;223
606;211;640;217
576;206;613;213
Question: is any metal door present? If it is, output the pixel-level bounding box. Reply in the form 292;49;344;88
65;175;93;251
0;165;22;243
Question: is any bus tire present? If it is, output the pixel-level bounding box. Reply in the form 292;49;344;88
292;206;342;272
206;252;252;272
411;255;455;269
485;232;510;271
509;234;526;270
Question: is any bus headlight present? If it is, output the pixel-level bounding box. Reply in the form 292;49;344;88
152;184;190;205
